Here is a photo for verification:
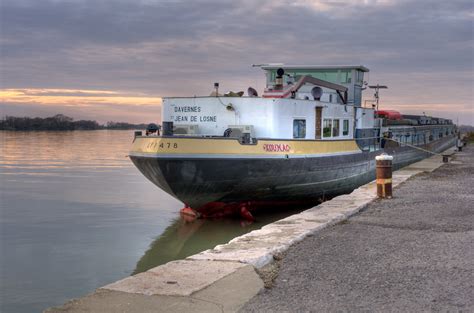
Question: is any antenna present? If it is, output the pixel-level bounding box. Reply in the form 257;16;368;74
368;84;388;111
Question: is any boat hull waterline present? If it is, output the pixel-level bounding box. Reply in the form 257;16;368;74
129;135;456;217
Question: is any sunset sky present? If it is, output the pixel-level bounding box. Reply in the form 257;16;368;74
1;0;473;125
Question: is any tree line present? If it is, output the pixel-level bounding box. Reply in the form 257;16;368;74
0;114;149;131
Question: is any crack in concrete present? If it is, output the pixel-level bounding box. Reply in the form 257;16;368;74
189;296;224;313
353;220;473;233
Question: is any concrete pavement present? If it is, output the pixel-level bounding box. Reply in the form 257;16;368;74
242;146;474;312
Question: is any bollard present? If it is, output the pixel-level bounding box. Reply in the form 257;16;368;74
375;154;393;199
457;138;463;151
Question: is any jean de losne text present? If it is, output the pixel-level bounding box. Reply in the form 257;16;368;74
172;106;216;122
172;115;217;122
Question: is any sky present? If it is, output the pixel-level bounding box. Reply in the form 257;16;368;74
1;0;473;125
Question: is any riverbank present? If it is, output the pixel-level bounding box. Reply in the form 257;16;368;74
0;115;148;131
46;145;472;312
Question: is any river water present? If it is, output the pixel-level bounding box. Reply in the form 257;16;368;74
0;130;303;313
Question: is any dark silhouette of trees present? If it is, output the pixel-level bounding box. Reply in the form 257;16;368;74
74;120;101;130
106;121;148;130
0;115;148;130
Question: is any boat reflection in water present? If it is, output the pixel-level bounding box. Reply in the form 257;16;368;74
133;207;307;274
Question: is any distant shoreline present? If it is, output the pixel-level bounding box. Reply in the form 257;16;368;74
0;114;151;131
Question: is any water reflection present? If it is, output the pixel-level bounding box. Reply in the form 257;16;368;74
0;130;308;313
0;130;132;171
0;130;182;313
133;208;305;274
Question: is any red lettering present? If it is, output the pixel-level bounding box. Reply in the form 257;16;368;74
263;143;291;152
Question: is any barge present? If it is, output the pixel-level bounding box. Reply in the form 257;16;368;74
129;65;456;219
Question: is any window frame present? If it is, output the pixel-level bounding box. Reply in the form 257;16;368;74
323;118;349;138
332;119;340;137
342;119;350;136
323;119;332;138
293;119;307;139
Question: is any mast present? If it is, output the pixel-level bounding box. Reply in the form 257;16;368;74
368;84;388;110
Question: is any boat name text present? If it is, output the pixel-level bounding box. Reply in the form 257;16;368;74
172;115;217;122
174;106;201;113
171;105;217;123
263;143;291;152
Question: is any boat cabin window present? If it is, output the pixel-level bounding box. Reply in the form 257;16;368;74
269;69;342;85
342;120;349;136
323;119;345;138
293;119;306;139
333;120;340;137
323;119;332;138
340;69;351;84
356;70;364;84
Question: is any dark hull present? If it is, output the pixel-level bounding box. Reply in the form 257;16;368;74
130;136;456;211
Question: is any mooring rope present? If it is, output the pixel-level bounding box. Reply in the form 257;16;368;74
384;137;446;156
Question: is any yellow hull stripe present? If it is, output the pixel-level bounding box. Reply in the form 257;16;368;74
131;137;361;156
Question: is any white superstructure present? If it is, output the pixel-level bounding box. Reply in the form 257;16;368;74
162;65;372;140
164;97;359;139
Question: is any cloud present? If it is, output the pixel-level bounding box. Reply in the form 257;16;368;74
0;0;472;124
0;88;161;106
0;89;162;123
1;101;162;124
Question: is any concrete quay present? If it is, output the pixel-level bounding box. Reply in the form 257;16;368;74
243;145;474;312
46;146;470;313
